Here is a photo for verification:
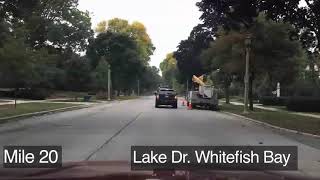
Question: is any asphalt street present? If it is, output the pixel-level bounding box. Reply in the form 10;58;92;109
0;96;320;177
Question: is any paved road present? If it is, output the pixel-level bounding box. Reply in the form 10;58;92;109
0;96;320;177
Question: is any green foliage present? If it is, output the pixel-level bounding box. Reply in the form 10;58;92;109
88;19;159;94
95;18;155;64
140;66;162;93
202;16;305;90
0;0;95;95
0;34;58;88
0;0;94;51
287;97;320;112
174;25;213;83
92;59;109;91
259;96;288;106
288;80;320;97
0;2;160;97
0;103;76;120
220;102;320;135
87;31;143;92
196;0;320;85
160;53;177;87
63;55;92;91
0;36;33;87
160;53;185;93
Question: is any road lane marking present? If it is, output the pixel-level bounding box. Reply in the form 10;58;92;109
85;112;143;160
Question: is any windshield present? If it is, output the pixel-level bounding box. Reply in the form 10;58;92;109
0;0;320;179
160;89;174;92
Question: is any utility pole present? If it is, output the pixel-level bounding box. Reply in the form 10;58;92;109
243;35;252;113
137;79;140;96
108;63;111;101
186;79;189;99
14;89;17;109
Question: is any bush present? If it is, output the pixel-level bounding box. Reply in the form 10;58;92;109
259;96;288;106
16;88;49;100
217;89;225;99
286;97;320;112
287;80;320;97
0;90;15;97
88;92;97;96
229;84;243;96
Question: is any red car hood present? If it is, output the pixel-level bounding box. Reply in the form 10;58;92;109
0;161;318;180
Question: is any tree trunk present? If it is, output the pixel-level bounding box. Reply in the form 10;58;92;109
249;76;253;111
14;88;17;109
310;61;317;84
225;85;230;104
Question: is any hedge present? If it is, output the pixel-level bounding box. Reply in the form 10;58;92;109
259;96;288;106
286;97;320;112
0;88;49;100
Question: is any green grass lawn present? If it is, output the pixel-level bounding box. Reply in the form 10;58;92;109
115;96;139;101
0;103;78;121
266;105;287;110
220;96;259;104
263;105;320;116
48;97;98;103
48;91;89;99
220;103;320;135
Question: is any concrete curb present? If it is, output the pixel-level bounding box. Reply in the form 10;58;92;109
0;105;89;121
221;111;320;139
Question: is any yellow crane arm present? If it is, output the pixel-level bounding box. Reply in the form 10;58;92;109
192;75;205;86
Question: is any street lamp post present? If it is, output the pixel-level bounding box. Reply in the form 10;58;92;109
108;63;111;101
186;79;189;99
137;79;140;96
243;35;252;113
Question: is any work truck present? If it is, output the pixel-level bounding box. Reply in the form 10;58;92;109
186;75;219;111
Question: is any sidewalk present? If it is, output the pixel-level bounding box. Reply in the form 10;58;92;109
0;98;100;106
230;101;320;119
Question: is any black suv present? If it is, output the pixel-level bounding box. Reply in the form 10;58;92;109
155;88;178;108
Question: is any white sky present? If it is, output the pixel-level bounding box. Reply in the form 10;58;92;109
78;0;202;68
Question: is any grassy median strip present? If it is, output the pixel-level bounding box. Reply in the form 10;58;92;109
49;99;99;103
220;103;320;135
0;103;78;121
115;96;139;101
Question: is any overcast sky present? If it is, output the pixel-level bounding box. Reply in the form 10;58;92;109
78;0;202;68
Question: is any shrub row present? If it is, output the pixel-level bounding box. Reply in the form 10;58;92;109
286;97;320;112
0;88;49;100
259;96;288;106
259;96;320;112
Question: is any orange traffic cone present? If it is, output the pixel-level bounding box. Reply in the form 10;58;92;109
188;102;192;110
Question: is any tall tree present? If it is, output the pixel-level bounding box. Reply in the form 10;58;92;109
92;58;109;92
140;66;162;93
87;31;144;93
95;18;155;64
196;0;319;85
160;53;177;88
0;0;94;92
174;25;213;84
0;31;59;88
196;0;301;37
0;0;94;52
197;0;259;33
201;31;243;104
201;16;305;106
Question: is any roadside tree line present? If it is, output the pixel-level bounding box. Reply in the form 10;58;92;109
168;0;320;112
0;0;161;99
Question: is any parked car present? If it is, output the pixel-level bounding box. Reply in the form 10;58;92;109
154;88;178;108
